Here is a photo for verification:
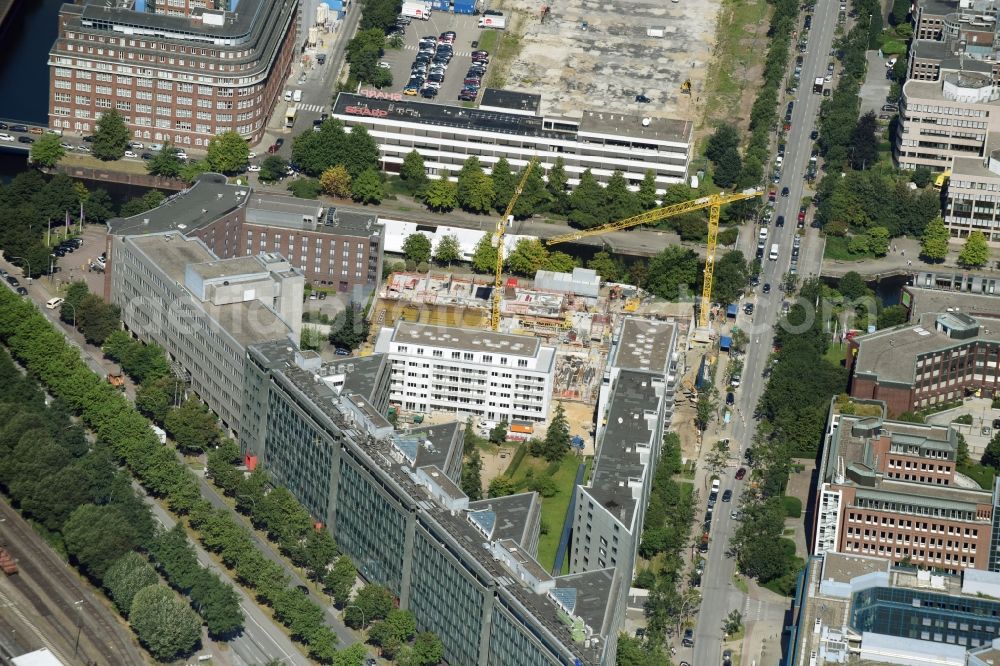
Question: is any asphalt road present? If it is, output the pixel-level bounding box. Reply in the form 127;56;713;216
690;0;840;662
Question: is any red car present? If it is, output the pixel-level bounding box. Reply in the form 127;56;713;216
797;207;807;224
767;189;776;202
735;467;747;480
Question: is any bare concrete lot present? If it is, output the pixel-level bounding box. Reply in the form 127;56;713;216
500;0;721;121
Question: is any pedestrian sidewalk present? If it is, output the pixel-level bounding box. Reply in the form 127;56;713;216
822;235;1000;278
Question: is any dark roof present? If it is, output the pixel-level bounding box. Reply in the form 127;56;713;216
107;174;248;236
586;369;661;527
339;355;387;402
79;0;266;39
468;493;539;547
480;88;541;114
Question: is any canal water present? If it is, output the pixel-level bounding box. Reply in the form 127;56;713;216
0;0;65;125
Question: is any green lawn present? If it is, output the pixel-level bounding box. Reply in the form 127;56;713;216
823;234;878;261
824;341;847;368
702;0;771;125
958;462;995;490
507;454;592;573
480;21;523;89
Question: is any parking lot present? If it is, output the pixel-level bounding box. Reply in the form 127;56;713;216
383;12;487;104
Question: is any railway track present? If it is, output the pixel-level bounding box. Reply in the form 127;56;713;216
0;498;146;666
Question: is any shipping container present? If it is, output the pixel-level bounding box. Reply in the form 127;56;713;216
453;0;476;14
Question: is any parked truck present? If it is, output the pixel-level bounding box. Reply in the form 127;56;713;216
479;14;506;28
0;547;18;575
401;1;431;19
813;77;824;94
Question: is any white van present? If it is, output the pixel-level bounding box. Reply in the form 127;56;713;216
293;90;303;103
46;297;64;310
769;243;779;260
284;90;293;101
711;478;721;493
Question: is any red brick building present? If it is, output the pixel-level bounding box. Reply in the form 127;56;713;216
48;0;297;148
814;403;997;573
848;311;1000;418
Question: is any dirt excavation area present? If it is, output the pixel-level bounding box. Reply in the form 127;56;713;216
499;0;721;121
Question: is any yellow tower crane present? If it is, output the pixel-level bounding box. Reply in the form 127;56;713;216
491;159;539;331
545;188;762;329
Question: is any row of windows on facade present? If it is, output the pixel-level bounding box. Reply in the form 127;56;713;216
844;540;975;567
888;459;952;472
396;375;545;392
53;68;267;98
400;393;544;411
53;76;263;101
51;108;261;135
391;364;544;380
58;44;268;74
394;347;532;367
886;472;952;484
52;96;261;119
847;512;981;536
844;526;979;551
63;31;259;60
247;234;372;251
52;57;270;87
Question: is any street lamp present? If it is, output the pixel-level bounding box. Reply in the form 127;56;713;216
73;600;84;658
345;604;366;630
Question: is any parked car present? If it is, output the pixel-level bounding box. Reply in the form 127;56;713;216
17;136;33;144
682;628;694;647
735;467;747;480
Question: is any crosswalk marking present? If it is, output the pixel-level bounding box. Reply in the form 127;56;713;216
296;103;326;113
402;44;472;57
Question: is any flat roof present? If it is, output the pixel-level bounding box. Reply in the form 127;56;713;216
610;317;676;375
79;0;264;39
340;354;387;402
243;195;382;238
853;312;1000;384
480;88;541;114
127;234;291;346
586;369;662;528
908;286;1000;322
333;92;690;144
820;552;892;584
407;421;462;472
107;174;247;236
553;569;617;636
190;255;268;281
391;321;542;357
579;110;692;145
918;0;959;16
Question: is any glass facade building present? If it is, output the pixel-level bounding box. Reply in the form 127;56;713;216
853;586;1000;648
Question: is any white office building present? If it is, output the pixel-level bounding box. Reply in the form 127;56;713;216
374;321;556;423
332;89;693;193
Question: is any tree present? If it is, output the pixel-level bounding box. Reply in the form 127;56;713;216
960;230;990;268
920;216;950;261
288;178;322;199
259;155;288;183
491;157;517;212
982;432;1000;470
329;304;366;350
82;188;115;225
644;246;699;301
602;170;640;223
507;238;549;276
568;169;604;229
369;609;416;660
104;552;159;616
461;449;483;501
205;131;250;174
324;556;357;608
712;146;742;188
342;126;380;177
711;250;749;305
400;150;428;193
706;123;740;162
838;271;869;301
30;133;65;167
400;632;444;666
92;109;129;161
119;189;166;218
637;170;659;210
587;251;623;282
543;402;571;462
402;233;432;264
488;475;516;498
433;234;461;266
695;389;717;432
63;503;146;580
471;235;498;274
351;168;384;204
723;609;744;636
129;584;202;661
346;584;394;628
511;163;551;219
301;527;339;582
849;112;879;170
489;421;507;444
543;251;577;273
146;144;184;178
457;157;495;214
76;293;120;344
546;157;570;213
320;165;353;198
868;226;890;256
164;397;219;453
878;304;908;329
422;177;458;212
911;166;932;188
